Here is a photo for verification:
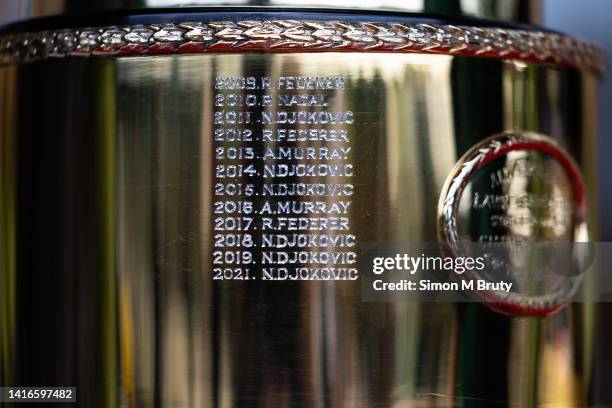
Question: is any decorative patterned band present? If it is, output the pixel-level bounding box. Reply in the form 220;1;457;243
0;20;606;75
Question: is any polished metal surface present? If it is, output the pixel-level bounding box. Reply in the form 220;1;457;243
0;48;599;406
0;0;541;26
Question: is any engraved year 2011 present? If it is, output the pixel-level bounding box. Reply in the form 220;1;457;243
214;111;252;125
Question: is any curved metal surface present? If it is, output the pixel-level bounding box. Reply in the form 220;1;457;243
0;48;599;407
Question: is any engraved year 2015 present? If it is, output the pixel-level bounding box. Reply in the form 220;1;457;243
214;183;255;196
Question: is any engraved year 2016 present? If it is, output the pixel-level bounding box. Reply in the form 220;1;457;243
215;146;255;160
213;250;254;265
214;200;253;214
216;164;257;178
214;128;253;142
213;267;253;280
214;233;254;248
214;216;254;231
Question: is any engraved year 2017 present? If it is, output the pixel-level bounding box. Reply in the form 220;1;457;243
214;216;254;231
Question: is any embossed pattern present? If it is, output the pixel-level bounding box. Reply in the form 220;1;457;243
0;20;606;74
437;131;587;315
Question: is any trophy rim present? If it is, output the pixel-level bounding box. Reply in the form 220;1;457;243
0;14;606;77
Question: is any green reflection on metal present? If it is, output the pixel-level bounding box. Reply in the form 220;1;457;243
98;60;119;408
0;66;16;396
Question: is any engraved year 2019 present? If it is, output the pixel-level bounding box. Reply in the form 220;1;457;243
213;250;254;265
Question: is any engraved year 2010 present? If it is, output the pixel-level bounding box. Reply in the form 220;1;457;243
215;93;272;107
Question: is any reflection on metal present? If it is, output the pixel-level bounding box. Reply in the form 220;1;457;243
0;20;606;76
0;65;16;390
437;131;587;316
0;48;599;406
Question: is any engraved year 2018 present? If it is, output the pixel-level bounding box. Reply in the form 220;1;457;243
214;233;254;248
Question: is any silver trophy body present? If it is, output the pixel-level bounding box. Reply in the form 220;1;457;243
0;1;605;406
